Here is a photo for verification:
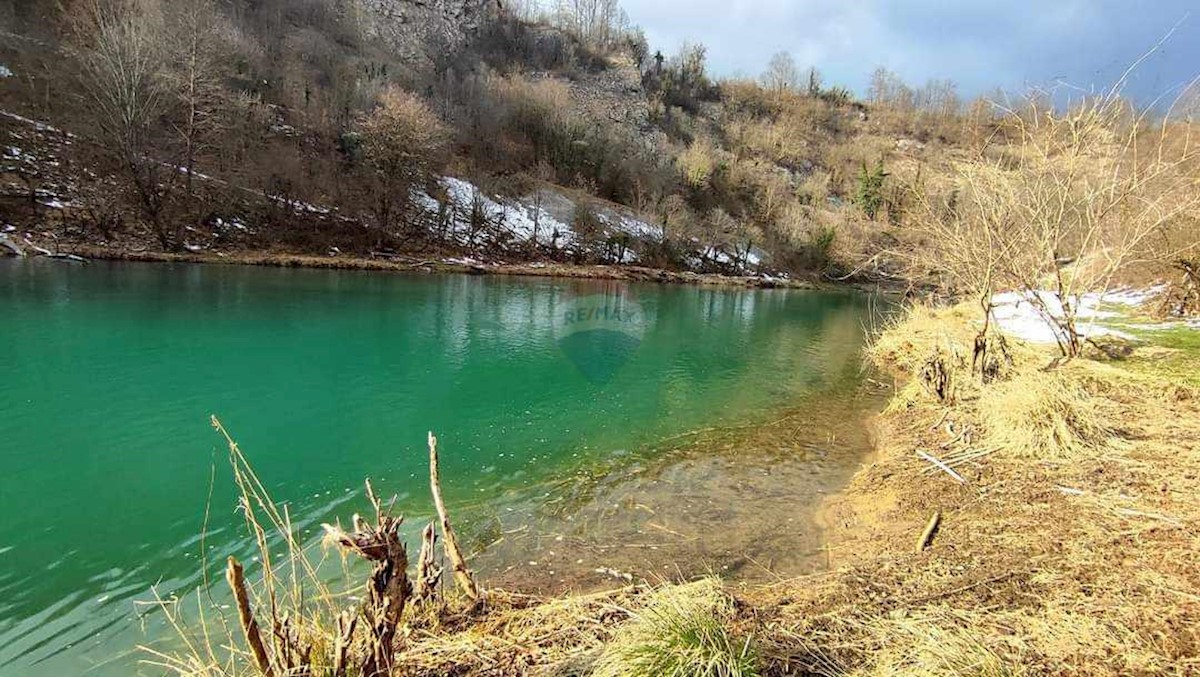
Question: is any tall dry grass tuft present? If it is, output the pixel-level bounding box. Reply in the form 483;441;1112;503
978;369;1114;460
143;418;480;677
846;610;1025;677
593;578;759;677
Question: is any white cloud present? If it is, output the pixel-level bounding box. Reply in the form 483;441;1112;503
621;0;1199;101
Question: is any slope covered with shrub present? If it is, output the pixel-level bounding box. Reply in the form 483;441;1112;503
6;0;1139;278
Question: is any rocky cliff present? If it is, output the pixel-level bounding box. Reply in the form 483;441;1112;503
359;0;500;61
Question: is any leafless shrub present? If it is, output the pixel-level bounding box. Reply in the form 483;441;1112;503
353;86;449;241
900;76;1200;359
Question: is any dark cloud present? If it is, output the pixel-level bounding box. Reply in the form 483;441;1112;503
624;0;1199;102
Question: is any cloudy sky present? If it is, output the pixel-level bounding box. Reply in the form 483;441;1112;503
622;0;1199;102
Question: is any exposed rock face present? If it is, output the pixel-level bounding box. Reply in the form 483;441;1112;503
359;0;499;61
566;54;651;132
546;52;668;154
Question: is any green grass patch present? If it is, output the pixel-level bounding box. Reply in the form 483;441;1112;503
1107;323;1200;386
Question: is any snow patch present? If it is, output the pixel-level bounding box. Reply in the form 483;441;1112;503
991;287;1165;344
4;145;36;164
0;110;71;136
428;177;578;249
214;216;252;234
597;211;663;241
0;65;12;78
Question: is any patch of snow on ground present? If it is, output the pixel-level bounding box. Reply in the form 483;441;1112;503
991;287;1165;344
4;146;36;164
0;110;70;136
707;247;762;273
435;177;577;249
0;65;12;78
214;216;253;234
598;212;663;241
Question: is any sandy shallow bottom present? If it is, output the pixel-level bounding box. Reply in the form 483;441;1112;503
473;383;890;594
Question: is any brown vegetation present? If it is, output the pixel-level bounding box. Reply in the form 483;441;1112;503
867;65;1200;365
14;0;1196;285
0;0;1079;276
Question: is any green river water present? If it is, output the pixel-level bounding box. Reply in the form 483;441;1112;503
0;259;880;676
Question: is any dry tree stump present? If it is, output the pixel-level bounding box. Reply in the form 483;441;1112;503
324;480;412;677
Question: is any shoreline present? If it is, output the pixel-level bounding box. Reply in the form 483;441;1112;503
475;374;893;595
42;244;889;292
399;299;1200;674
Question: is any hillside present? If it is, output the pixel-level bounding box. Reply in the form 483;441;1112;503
0;0;1019;282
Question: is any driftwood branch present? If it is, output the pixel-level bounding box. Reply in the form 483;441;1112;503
917;450;967;483
428;431;481;601
916;511;942;552
225;556;275;677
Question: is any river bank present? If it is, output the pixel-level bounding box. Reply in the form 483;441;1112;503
46;244;831;290
390;300;1200;675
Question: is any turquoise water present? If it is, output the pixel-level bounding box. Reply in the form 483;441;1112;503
0;259;876;676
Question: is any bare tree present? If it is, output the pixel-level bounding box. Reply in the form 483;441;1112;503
69;0;179;248
354;87;449;243
555;0;623;50
805;66;823;97
761;51;799;94
868;66;900;105
164;0;228;203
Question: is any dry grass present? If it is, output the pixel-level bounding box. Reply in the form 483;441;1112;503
977;368;1115;460
757;301;1200;676
592;579;758;677
151;300;1200;677
845;609;1025;677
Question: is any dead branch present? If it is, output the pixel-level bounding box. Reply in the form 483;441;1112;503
428;431;482;601
324;479;412;677
414;521;442;604
916;450;967;484
331;611;357;677
225;556;275;677
916;511;942;552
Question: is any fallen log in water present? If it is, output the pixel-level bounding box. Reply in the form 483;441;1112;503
47;252;88;263
429;431;482;602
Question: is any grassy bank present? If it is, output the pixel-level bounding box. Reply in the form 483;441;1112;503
156;302;1200;676
420;303;1199;676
